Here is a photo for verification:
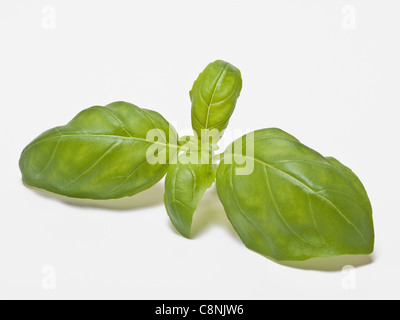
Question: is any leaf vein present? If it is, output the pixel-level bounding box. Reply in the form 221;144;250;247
96;106;133;137
62;140;120;188
23;133;179;153
264;166;312;245
229;166;286;256
37;137;61;177
205;64;228;128
233;154;367;244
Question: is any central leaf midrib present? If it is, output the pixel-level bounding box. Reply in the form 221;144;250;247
204;64;229;128
23;132;179;153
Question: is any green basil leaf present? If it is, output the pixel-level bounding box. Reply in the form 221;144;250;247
190;60;242;141
216;128;374;261
19;101;179;199
164;153;216;238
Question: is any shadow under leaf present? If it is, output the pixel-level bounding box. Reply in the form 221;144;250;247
191;185;240;241
23;180;376;271
23;180;165;211
270;252;375;271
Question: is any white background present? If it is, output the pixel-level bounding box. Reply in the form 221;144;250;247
1;0;399;300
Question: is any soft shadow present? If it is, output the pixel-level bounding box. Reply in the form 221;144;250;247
190;185;239;241
190;186;376;271
24;181;376;271
24;181;165;211
271;252;376;271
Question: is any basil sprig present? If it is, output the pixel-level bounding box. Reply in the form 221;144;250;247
20;60;374;262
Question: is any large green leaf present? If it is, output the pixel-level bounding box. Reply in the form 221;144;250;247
190;60;242;141
216;128;374;261
164;152;216;238
19;101;179;199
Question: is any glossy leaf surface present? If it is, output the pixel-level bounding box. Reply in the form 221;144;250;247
216;128;374;261
190;60;242;140
164;153;216;238
20;101;179;199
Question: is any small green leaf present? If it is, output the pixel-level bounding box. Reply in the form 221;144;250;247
216;128;374;261
190;60;242;141
164;153;216;238
19;101;179;199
